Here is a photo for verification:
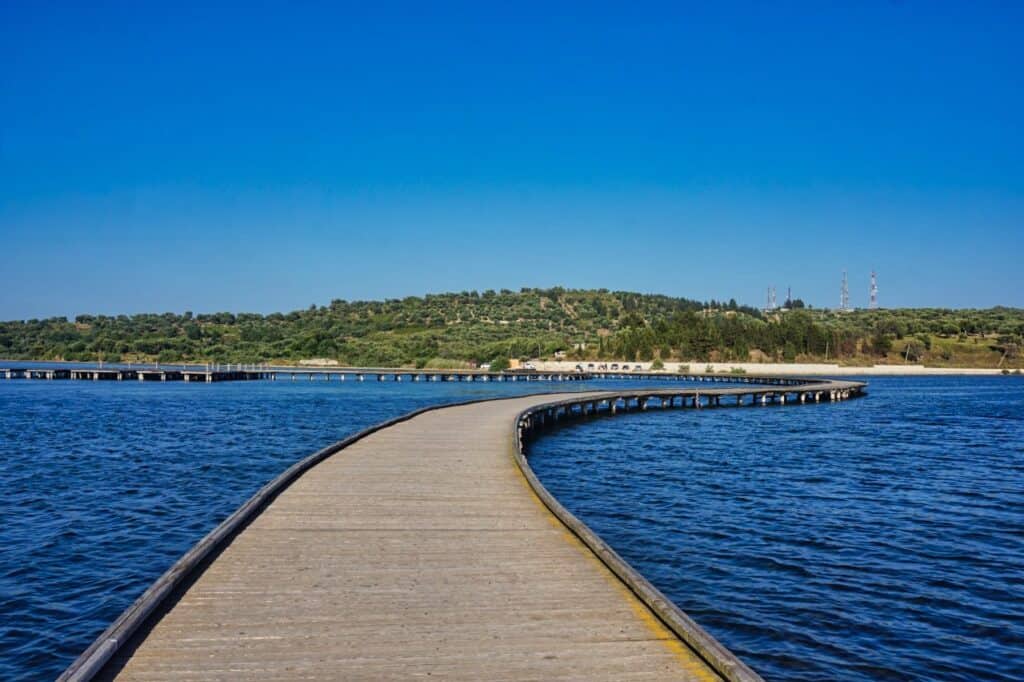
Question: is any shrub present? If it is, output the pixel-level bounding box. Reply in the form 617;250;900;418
650;358;664;370
677;364;690;374
904;339;927;363
705;364;714;373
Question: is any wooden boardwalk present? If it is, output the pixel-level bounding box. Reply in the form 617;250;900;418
66;380;866;681
92;394;727;681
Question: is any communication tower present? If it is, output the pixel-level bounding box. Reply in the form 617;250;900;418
870;271;878;309
840;270;850;312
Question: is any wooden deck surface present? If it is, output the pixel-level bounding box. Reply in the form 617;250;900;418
100;394;722;681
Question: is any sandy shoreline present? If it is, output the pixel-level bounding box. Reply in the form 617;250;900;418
533;360;1015;376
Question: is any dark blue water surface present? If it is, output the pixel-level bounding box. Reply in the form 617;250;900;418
0;375;623;681
2;375;1022;681
529;376;1024;682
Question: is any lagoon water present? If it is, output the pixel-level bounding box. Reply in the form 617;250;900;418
1;374;1021;680
530;376;1024;681
0;376;613;680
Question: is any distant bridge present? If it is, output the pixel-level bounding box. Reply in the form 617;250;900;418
0;366;590;383
1;365;817;386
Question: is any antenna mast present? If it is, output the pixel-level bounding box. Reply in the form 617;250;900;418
841;270;850;312
870;270;878;309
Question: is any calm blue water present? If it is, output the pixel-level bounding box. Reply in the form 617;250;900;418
0;376;625;681
529;376;1024;681
3;375;1021;681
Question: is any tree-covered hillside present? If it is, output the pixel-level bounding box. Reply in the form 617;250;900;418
1;288;1021;369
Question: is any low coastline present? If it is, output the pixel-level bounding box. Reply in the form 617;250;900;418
0;358;1015;376
533;360;1014;376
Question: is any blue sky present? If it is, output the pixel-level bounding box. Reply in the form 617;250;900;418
1;1;1021;319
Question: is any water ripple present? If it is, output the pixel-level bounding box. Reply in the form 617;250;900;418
529;376;1024;682
0;377;626;681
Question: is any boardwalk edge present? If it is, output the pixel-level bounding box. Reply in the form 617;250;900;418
511;380;866;682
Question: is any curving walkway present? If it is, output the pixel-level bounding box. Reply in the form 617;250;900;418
66;380;865;681
91;393;724;681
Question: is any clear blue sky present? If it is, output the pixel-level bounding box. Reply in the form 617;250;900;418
2;1;1021;319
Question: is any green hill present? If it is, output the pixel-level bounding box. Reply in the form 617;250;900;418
1;288;1021;369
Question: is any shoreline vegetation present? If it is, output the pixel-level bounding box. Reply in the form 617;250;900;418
1;288;1021;372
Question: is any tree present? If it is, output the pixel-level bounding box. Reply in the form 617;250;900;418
904;339;926;362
